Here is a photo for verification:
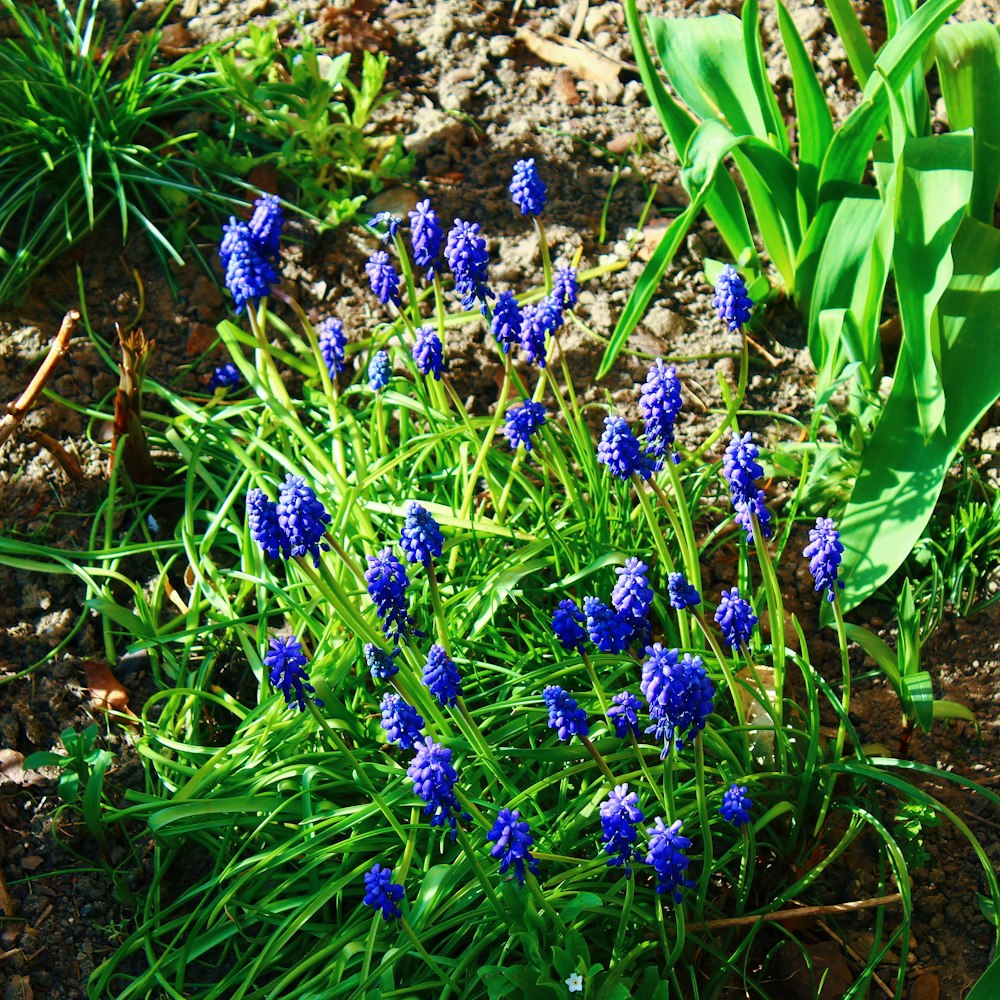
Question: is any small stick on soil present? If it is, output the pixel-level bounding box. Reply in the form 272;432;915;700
0;309;80;448
688;891;903;932
816;919;895;999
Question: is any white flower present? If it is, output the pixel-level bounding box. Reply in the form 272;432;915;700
565;972;584;993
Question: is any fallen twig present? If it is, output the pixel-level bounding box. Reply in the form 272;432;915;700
689;891;903;932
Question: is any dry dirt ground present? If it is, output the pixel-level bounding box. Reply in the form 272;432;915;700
1;0;998;997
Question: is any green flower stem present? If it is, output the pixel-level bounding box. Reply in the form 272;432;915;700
307;703;410;844
814;595;852;836
613;874;636;960
525;870;568;934
495;447;525;520
432;275;449;350
426;563;450;650
663;459;702;596
396;806;420;883
303;559;381;647
693;734;713;912
535;217;552;293
327;535;367;588
454;825;508;923
400;917;462;994
751;513;785;716
628;731;662;795
579;734;617;784
581;650;610;721
391;231;423;331
738;643;788;774
631;477;677;575
248;301;295;412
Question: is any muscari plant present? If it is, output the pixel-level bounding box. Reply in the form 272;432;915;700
609;0;1000;617
37;168;996;999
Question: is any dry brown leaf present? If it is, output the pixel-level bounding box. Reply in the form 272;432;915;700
0;750;37;788
552;68;581;106
84;660;138;720
516;28;623;102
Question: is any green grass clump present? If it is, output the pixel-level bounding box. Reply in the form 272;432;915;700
6;185;999;998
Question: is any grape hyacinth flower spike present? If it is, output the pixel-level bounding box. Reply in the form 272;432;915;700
715;587;758;649
600;783;644;875
365;250;400;305
487;808;540;886
552;266;578;308
368;350;392;392
399;501;444;565
639;359;683;462
365;547;415;640
362;864;404;920
804;517;845;602
412;326;445;380
712;264;753;332
552;599;586;651
597;415;654;481
667;572;701;611
276;474;331;567
611;558;653;637
608;691;643;738
542;685;589;741
219;194;283;314
208;363;240;392
445;218;492;310
509;158;547;217
503;400;547;452
641;643;715;756
407;738;466;836
318;316;347;378
380;691;425;750
422;644;462;707
720;783;753;826
264;635;323;712
409;199;443;279
247;193;284;258
247;488;290;561
365;642;399;682
723;430;772;542
645;817;696;902
491;290;522;354
583;595;631;655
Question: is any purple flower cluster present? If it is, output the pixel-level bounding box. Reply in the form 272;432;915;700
608;691;642;738
552;599;587;651
598;416;654;481
600;784;644;875
720;783;753;826
318;316;347;378
407;738;465;836
365;643;398;682
380;691;424;749
641;644;715;756
723;430;772;542
667;572;701;611
487;807;540;886
552;266;578;309
409;199;443;279
503;400;547;452
422;644;462;707
491;290;522;353
639;360;682;461
712;264;753;331
368;350;392;392
365;250;400;306
804;517;845;602
399;501;444;566
509;158;547;217
583;596;632;654
412;326;445;379
542;685;589;741
445;219;492;310
611;558;653;640
219;195;283;314
365;547;416;641
208;363;240;391
264;635;323;712
247;476;330;567
362;863;404;920
645;818;695;901
714;587;758;649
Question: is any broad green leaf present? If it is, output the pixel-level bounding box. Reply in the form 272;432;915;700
935;23;1000;224
837;217;1000;611
883;0;930;138
842;623;901;690
682;119;801;290
966;954;1000;1000
892;131;973;440
823;0;875;87
931;699;977;724
645;12;770;141
900;670;933;731
776;1;834;218
741;0;789;155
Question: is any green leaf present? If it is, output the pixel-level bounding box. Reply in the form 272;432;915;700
837;217;1000;610
935;23;1000;224
901;670;933;731
741;0;789;154
965;952;1000;1000
843;623;902;692
776;1;834;217
892;131;973;439
931;699;977;724
823;0;875;87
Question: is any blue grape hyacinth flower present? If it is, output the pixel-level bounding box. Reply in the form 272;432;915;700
362;863;404;920
264;635;323;712
714;587;758;649
247;193;284;258
804;516;845;602
639;360;683;461
598;416;654;481
712;264;753;332
645;817;696;902
221;223;279;314
318;316;347;378
542;685;589;741
247;488;290;561
487;807;540;886
552;599;587;651
365;547;415;640
276;474;331;568
552;266;578;308
208;363;240;391
445;218;492;309
365;250;400;305
723;431;772;542
667;572;701;611
720;783;753;827
611;558;653;629
491;289;522;353
412;326;445;379
409;199;443;279
503;399;547;452
600;783;644;876
399;501;444;566
641;644;715;756
608;691;643;738
368;349;392;392
407;738;466;836
509;158;547;217
371;211;402;242
422;644;462;707
364;642;399;682
380;691;425;750
583;595;631;654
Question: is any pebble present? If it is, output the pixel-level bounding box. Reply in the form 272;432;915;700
553;69;581;106
488;35;512;58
